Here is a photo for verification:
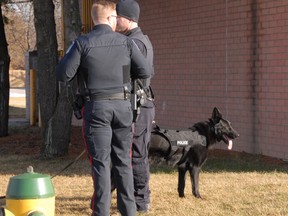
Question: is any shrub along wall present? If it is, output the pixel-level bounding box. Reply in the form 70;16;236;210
138;0;288;160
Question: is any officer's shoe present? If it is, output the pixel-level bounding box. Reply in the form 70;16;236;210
137;209;148;215
137;203;150;214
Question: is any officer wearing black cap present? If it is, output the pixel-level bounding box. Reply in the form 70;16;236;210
56;1;151;215
116;0;155;213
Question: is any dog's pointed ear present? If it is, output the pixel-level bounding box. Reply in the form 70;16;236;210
212;107;222;119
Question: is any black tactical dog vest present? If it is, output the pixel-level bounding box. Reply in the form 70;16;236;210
152;125;207;166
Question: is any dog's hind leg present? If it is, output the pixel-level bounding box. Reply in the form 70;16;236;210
177;163;188;198
189;165;202;198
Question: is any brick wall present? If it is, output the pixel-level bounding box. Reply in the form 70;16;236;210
138;0;288;160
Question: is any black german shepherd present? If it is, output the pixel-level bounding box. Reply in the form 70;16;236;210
148;107;239;198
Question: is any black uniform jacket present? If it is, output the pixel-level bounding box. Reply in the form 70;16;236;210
56;24;151;96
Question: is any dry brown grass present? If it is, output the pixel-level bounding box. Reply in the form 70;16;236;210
9;70;25;88
9;97;26;108
0;153;287;216
9;97;26;118
4;72;288;215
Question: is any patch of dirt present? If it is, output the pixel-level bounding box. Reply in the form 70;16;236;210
0;125;85;158
0;125;287;169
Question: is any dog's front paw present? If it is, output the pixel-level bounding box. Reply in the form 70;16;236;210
178;193;185;198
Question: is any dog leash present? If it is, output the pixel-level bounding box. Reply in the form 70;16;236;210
0;148;87;200
51;148;86;179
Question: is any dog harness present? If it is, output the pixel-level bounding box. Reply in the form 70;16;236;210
152;125;207;166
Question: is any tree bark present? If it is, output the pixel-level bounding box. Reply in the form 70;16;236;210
0;5;10;137
63;0;82;50
33;0;81;158
61;0;82;110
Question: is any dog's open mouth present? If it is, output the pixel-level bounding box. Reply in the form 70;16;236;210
223;134;233;150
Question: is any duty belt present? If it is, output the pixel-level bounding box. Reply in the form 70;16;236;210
88;93;129;101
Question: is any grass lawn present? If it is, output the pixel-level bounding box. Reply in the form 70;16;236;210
0;150;287;216
4;71;287;215
3;94;288;215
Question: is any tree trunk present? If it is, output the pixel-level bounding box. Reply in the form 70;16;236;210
63;0;82;50
33;0;81;158
61;0;82;115
0;5;10;137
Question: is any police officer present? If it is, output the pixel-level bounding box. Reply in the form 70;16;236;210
116;0;155;213
56;1;151;216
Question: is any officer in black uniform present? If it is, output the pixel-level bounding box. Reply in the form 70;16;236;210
56;1;151;216
116;0;155;212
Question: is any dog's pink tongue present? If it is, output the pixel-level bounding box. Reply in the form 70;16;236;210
228;140;233;150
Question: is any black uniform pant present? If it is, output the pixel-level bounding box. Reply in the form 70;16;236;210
82;100;136;216
132;101;155;211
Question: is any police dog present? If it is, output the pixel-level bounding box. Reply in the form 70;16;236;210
148;107;239;198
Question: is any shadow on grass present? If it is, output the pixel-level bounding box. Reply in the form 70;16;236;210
0;155;91;177
0;152;287;178
203;153;288;173
1;123;287;178
150;150;288;174
2;153;285;178
9;106;26;118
